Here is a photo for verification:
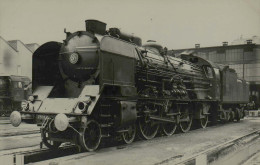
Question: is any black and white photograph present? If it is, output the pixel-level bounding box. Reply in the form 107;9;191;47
0;0;260;164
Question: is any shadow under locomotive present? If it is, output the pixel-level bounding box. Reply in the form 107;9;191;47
10;20;249;152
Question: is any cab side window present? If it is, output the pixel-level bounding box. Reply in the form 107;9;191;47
213;68;220;80
204;66;214;78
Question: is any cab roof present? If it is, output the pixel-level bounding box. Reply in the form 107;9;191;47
179;53;228;71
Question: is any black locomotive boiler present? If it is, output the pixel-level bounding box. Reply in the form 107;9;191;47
10;20;249;151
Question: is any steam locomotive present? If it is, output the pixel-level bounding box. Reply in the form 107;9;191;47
10;20;249;151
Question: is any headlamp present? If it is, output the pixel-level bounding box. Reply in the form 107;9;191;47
54;113;69;131
10;111;22;127
78;101;90;112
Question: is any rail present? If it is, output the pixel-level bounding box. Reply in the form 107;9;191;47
169;129;260;165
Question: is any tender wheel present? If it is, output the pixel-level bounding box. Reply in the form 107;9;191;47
226;111;231;122
41;128;61;149
229;110;235;122
179;107;192;133
235;108;241;121
138;117;159;140
79;120;101;152
121;124;136;144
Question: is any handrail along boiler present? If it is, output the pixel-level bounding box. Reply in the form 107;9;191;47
10;20;249;151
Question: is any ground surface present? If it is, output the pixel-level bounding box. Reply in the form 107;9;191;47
26;117;260;165
242;150;260;165
0;117;260;164
0;117;40;151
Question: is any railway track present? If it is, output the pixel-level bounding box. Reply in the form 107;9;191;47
0;130;40;137
0;117;11;124
1;124;255;165
170;129;260;165
0;144;79;165
8;127;258;165
1;119;259;165
0;137;131;165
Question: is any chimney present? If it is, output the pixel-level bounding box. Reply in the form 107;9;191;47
222;42;228;46
195;44;200;48
246;39;252;44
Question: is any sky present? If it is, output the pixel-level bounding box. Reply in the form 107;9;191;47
0;0;259;49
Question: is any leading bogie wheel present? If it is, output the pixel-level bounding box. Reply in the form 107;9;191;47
79;120;101;152
121;124;136;144
41;128;62;149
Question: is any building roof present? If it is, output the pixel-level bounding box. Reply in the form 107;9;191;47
0;36;18;52
231;35;260;45
26;43;39;52
170;36;260;55
170;43;260;55
8;40;34;53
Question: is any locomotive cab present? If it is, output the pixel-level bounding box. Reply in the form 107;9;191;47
180;54;221;100
180;54;248;121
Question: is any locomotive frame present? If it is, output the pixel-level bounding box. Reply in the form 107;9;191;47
10;20;249;151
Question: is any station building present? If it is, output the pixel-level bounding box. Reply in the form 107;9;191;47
172;36;260;108
0;36;39;79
